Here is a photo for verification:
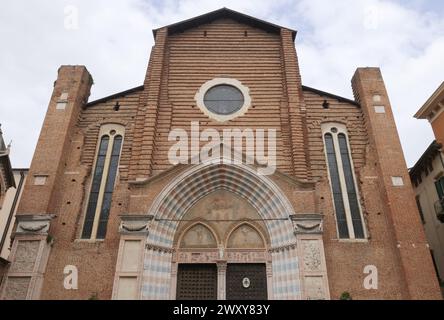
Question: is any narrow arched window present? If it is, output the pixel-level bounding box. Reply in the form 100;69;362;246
324;133;349;238
322;124;366;239
338;133;365;238
82;125;124;239
82;135;109;239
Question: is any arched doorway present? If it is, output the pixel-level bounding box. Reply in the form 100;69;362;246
172;193;271;300
141;161;302;300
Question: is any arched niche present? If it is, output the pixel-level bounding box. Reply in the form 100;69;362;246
179;223;218;249
174;189;270;248
226;223;266;249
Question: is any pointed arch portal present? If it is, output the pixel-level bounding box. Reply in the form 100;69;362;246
114;160;329;300
141;160;299;300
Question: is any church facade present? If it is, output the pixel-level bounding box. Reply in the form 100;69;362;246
0;8;441;300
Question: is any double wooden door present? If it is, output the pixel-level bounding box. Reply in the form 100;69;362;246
176;263;267;300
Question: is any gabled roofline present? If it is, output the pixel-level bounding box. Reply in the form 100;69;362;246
415;82;444;119
84;85;144;108
302;85;360;107
84;84;359;109
152;7;297;41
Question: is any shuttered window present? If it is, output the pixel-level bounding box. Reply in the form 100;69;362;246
435;177;444;200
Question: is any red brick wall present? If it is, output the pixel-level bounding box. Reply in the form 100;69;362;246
128;19;310;178
12;19;441;300
351;67;442;299
304;88;410;299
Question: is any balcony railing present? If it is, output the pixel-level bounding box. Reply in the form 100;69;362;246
433;199;444;223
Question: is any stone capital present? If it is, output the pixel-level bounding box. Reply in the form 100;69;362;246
118;214;153;235
289;213;323;234
15;214;55;235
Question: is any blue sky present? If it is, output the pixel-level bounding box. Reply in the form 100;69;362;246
0;0;443;168
396;0;444;13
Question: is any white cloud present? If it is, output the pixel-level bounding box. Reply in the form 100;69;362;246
0;0;442;167
293;0;444;166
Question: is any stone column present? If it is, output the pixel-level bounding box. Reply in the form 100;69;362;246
169;262;178;300
266;262;273;300
217;261;227;300
290;213;330;300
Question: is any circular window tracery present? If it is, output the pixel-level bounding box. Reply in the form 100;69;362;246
195;78;251;122
203;84;244;115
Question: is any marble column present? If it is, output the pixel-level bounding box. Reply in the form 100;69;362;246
217;261;227;300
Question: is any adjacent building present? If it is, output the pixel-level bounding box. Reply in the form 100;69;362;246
415;82;444;143
0;169;28;262
0;125;16;285
411;82;444;294
0;8;441;300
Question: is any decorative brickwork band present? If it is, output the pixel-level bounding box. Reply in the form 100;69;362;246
280;29;311;180
129;28;168;180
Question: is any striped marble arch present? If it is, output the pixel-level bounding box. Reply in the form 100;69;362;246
141;159;302;299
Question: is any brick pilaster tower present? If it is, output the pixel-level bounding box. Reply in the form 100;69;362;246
0;66;93;300
352;67;442;299
17;66;93;216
